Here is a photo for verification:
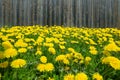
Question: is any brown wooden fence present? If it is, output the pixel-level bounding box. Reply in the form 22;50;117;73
0;0;120;28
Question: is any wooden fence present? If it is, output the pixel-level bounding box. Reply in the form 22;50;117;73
0;0;120;28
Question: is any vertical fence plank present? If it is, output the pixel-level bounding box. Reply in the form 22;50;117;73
54;0;58;25
95;0;98;27
9;0;13;26
27;0;29;25
16;0;19;25
20;0;23;25
66;0;70;26
86;0;88;27
0;0;2;26
63;0;66;26
28;0;32;25
79;0;82;27
118;0;120;28
109;0;112;27
75;0;78;27
107;0;109;27
91;0;94;27
23;0;27;25
87;0;91;27
13;0;17;26
70;0;73;27
1;0;5;26
41;0;44;26
99;0;101;27
48;0;52;26
100;0;103;27
31;0;34;25
43;0;47;26
37;0;43;25
4;0;8;25
105;0;107;27
74;0;77;27
58;0;62;25
113;0;118;27
82;0;85;27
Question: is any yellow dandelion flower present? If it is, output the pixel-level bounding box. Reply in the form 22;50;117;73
71;40;79;44
11;59;26;68
85;57;91;62
103;37;107;41
40;56;47;63
73;59;79;63
37;64;45;72
14;39;28;48
90;50;98;55
56;54;69;64
35;50;42;55
53;38;59;43
66;53;72;59
4;48;17;58
89;39;97;45
103;50;111;56
36;36;44;43
104;42;120;52
64;74;75;80
48;47;56;54
102;56;120;70
46;37;53;43
59;41;66;45
75;72;88;80
24;38;31;42
43;43;54;47
85;41;89;44
90;46;96;50
8;38;15;43
27;46;33;49
45;63;54;72
102;56;115;64
92;73;103;80
53;34;62;38
55;55;66;61
2;41;13;49
1;36;8;41
109;60;120;70
68;48;75;53
59;45;65;49
73;52;84;60
85;56;91;65
63;59;69;65
18;48;27;53
79;60;84;64
0;51;4;59
47;77;54;80
16;33;23;39
0;61;8;68
115;41;120;46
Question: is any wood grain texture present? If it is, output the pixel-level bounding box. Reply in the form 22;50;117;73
0;0;119;28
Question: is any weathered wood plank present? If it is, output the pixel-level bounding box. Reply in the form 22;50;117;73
118;0;120;28
0;0;2;26
0;0;119;28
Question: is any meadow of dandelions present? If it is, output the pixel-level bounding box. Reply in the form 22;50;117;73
0;26;120;80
